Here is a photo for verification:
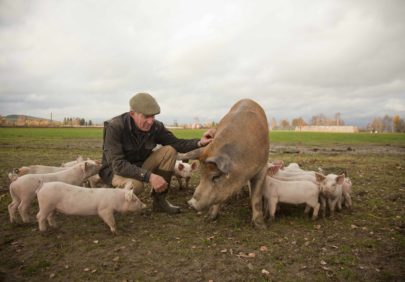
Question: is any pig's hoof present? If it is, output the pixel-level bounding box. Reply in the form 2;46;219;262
253;219;267;229
204;214;218;222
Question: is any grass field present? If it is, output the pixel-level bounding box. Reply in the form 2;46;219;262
0;127;404;281
1;127;404;146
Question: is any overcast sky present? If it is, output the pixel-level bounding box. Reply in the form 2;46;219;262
1;0;404;127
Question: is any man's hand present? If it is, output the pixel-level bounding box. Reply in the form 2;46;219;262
149;173;168;192
199;128;216;146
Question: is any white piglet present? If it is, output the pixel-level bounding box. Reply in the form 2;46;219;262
174;160;198;189
264;165;321;220
14;165;70;176
316;173;345;217
8;160;100;223
36;182;146;234
341;178;353;209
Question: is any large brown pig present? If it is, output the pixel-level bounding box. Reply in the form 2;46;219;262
178;99;269;228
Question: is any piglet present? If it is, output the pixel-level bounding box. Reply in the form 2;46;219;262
8;160;100;223
316;173;345;217
174;160;198;189
340;178;353;209
36;182;146;234
264;165;321;220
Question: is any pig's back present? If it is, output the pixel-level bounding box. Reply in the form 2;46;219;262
38;183;117;215
215;99;269;173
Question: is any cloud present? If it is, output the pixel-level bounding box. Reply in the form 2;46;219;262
0;0;404;127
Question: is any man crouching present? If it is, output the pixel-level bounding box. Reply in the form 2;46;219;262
99;92;214;214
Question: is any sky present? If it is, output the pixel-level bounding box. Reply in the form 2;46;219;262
0;0;404;127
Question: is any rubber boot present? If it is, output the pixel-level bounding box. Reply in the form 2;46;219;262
152;170;181;214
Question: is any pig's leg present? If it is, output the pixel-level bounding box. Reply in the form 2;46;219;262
47;211;57;228
18;200;32;223
36;210;48;231
176;176;183;189
311;201;320;220
98;210;117;234
320;196;327;218
269;197;278;220
206;204;220;221
262;198;269;220
304;205;311;214
329;199;336;217
336;196;343;210
250;167;267;229
344;192;352;209
8;199;19;223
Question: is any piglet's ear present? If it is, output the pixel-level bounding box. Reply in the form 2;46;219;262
315;172;326;183
336;174;345;185
178;163;185;171
80;162;87;173
267;165;280;176
191;162;198;170
124;190;134;202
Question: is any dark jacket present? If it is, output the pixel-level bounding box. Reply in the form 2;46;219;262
99;112;200;186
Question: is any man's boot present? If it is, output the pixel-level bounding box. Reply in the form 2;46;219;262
152;170;181;214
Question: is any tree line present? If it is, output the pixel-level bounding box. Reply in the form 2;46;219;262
270;113;405;132
367;114;405;133
63;117;93;126
270;113;345;130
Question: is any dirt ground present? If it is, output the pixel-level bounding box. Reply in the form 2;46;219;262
0;141;404;281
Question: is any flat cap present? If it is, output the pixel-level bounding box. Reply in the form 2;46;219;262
129;92;160;115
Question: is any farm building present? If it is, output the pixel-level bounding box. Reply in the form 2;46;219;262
295;125;359;133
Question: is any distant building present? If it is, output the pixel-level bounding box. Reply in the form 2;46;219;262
295;125;359;133
191;123;203;129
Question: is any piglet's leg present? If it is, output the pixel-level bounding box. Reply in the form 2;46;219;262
18;200;32;223
8;200;19;223
47;211;57;228
176;176;183;189
98;210;117;234
36;211;48;231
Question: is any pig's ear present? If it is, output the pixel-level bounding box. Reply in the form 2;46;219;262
191;162;198;170
272;160;284;169
336;174;345;185
178;163;185;171
315;172;326;183
77;155;83;162
267;164;280;176
124;190;134;202
80;162;87;173
177;147;205;160
206;155;231;174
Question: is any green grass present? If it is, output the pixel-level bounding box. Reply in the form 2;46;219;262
0;127;404;146
0;127;102;139
269;130;405;146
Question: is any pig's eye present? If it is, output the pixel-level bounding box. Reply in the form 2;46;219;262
212;174;221;183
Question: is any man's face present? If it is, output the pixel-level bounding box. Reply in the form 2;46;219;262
130;111;155;132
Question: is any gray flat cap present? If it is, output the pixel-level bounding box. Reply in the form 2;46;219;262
129;92;160;115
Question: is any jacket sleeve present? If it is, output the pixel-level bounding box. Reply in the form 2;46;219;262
156;125;200;153
103;122;151;182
